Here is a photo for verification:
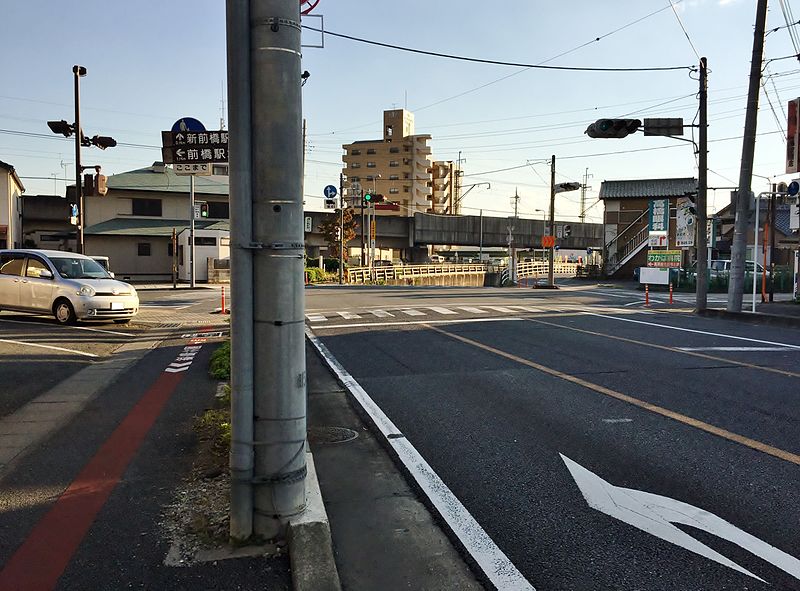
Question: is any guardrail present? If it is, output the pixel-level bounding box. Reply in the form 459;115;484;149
345;261;579;284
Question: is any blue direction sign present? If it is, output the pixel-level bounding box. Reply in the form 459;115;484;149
323;185;338;198
171;117;206;133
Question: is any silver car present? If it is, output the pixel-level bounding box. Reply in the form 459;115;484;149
0;249;139;325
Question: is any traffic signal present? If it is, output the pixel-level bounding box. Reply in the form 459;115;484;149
89;135;117;150
585;118;641;139
335;226;342;241
563;224;572;237
200;202;209;218
95;174;107;196
364;193;384;203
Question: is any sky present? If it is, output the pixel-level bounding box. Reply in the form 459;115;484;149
3;0;800;223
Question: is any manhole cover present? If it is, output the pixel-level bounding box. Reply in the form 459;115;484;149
307;426;359;445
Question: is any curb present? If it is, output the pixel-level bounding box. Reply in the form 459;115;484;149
699;308;800;328
287;452;342;591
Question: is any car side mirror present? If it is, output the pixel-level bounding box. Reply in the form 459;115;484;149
39;269;53;279
108;271;115;278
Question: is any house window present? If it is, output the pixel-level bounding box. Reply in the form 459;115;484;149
389;160;399;167
208;201;229;219
404;186;410;193
403;173;410;179
367;148;376;155
132;198;162;217
350;162;361;169
138;243;151;256
194;237;217;246
350;149;361;156
350;176;360;182
389;174;399;181
389;147;400;153
366;162;376;168
389;188;399;194
212;164;229;175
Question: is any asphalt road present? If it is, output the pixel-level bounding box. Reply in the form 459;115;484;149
0;287;225;418
308;284;800;590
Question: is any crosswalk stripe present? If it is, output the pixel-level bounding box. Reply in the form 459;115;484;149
402;309;426;316
306;314;327;322
370;310;394;318
337;311;361;319
458;306;488;314
510;306;543;313
429;307;458;315
483;306;517;313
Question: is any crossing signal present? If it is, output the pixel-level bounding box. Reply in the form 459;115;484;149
585;118;641;139
200;202;209;218
364;193;384;203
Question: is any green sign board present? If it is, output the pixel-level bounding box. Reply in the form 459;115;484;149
647;249;682;268
648;199;669;233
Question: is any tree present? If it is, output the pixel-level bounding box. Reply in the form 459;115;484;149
318;207;358;258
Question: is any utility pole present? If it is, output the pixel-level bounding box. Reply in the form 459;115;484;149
579;168;592;223
728;0;768;312
696;57;709;312
510;188;520;283
769;182;776;302
73;65;85;254
548;155;556;287
228;0;307;540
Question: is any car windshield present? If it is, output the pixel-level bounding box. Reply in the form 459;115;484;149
49;256;110;279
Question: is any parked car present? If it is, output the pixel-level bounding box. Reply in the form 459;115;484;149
0;249;139;325
428;255;446;264
692;259;770;279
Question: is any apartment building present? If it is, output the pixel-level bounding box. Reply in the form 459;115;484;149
430;160;462;215
341;109;433;216
0;160;25;249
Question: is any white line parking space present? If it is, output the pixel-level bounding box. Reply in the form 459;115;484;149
0;338;98;358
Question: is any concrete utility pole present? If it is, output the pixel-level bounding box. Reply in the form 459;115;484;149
227;0;307;541
339;172;345;285
548;154;556;287
510;188;520;283
728;0;769;312
696;57;709;311
579;168;592;224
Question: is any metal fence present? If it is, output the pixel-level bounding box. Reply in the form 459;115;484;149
345;262;579;284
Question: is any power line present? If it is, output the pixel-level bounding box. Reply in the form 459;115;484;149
301;27;693;73
668;0;702;61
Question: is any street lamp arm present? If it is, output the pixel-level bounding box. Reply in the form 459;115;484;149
454;182;490;207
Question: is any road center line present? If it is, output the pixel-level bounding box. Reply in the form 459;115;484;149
427;324;800;467
0;338;98;358
585;312;800;350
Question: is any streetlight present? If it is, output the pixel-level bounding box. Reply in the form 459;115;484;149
47;65;116;254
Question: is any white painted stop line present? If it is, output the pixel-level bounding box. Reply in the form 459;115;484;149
429;307;457;315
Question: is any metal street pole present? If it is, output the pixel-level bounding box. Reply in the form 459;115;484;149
73;65;85;254
548;155;556;287
226;0;255;541
727;0;768;312
479;209;483;261
769;183;776;302
249;0;307;538
752;193;761;312
360;195;365;266
190;174;196;288
339;173;345;285
696;57;709;311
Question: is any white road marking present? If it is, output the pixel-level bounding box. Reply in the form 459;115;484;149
562;454;800;583
678;346;798;352
314;317;524;330
370;310;394;318
69;325;134;337
401;309;426;316
458;306;488;314
510;306;544;313
337;311;361;320
601;418;633;423
429;307;458;315
307;329;535;591
0;338;98;358
483;306;517;313
585;312;800;350
306;314;327;323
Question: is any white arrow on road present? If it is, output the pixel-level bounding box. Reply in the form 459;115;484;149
561;454;800;584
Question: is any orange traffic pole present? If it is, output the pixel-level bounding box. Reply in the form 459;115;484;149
669;282;673;305
221;286;226;313
645;284;650;307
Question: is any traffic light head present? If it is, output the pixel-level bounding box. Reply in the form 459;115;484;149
364;193;384;203
200;202;209;218
90;135;117;150
585;118;641;139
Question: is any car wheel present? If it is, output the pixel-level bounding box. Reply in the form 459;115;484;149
113;319;131;324
53;299;77;325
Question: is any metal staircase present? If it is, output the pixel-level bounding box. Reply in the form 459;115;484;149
605;210;649;277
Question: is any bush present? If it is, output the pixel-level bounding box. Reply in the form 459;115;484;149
323;258;347;273
304;267;326;283
209;341;231;380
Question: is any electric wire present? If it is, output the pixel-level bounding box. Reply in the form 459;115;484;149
668;0;702;61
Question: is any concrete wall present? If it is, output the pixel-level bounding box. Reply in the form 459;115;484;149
85;235;173;281
386;272;487;287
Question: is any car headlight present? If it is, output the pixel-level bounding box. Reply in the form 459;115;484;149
78;285;96;297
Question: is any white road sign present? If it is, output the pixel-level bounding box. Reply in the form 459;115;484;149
175;162;212;176
562;454;800;584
